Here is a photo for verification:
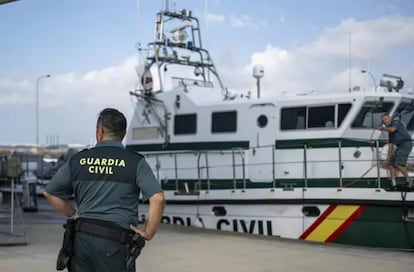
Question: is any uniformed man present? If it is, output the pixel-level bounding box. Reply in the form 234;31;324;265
43;108;165;272
379;114;413;189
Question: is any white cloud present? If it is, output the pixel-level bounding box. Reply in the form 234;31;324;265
229;14;260;29
300;17;414;60
0;78;33;105
0;56;140;145
206;12;225;24
203;9;266;30
217;16;414;98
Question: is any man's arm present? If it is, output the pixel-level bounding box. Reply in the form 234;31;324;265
130;192;165;240
378;126;396;133
43;192;77;218
43;162;76;217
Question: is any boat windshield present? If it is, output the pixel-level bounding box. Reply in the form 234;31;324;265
351;101;394;129
393;99;414;132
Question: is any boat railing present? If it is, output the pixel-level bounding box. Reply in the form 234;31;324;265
231;148;246;192
144;139;414;192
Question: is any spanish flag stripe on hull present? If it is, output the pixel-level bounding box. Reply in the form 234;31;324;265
301;205;366;243
325;205;367;242
299;205;337;239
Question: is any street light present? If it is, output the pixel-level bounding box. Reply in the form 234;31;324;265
361;70;378;92
36;74;51;153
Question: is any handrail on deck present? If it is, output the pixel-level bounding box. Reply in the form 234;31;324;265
197;152;210;192
230;148;246;191
148;138;413;191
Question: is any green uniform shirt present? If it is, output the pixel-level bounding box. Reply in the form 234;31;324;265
45;141;162;229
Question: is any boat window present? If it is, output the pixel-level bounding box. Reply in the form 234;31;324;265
308;106;335;128
338;103;352;127
302;206;321;217
281;107;306;130
212;111;237;133
351;101;394;128
174;114;197;135
257;115;268;128
394;100;414;131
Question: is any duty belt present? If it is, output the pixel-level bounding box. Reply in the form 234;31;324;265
75;218;134;244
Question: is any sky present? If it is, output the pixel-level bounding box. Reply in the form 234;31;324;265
0;0;414;145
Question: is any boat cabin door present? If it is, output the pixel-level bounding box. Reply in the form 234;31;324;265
248;103;276;182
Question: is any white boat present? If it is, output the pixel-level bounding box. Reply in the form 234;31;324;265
126;5;414;249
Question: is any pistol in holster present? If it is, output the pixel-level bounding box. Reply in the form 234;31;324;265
125;233;146;270
56;218;77;271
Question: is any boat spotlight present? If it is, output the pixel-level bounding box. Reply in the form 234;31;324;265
172;29;188;43
170;22;192;43
194;67;202;77
379;74;404;92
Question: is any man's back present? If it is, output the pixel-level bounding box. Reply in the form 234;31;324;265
390;120;411;145
70;142;143;228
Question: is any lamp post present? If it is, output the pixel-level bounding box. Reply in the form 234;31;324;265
361;70;378;92
36;74;51;153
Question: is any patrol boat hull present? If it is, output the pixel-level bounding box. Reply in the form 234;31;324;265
127;4;414;250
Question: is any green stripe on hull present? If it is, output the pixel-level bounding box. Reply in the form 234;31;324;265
126;138;384;152
275;138;385;149
335;206;414;249
161;178;391;191
126;141;249;152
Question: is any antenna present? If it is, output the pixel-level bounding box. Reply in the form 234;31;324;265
136;0;141;54
348;31;352;93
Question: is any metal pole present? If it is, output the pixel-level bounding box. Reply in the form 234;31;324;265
361;70;378;92
240;149;246;191
10;178;14;233
205;152;210;192
376;140;381;188
232;150;236;191
304;144;308;188
174;153;178;191
156;155;160;182
257;78;260;98
348;32;352;93
36;74;51;154
338;141;343;187
272;144;275;189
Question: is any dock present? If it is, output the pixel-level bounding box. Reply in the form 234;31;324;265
1;197;413;272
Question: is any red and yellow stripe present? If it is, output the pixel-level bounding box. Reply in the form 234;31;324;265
300;205;367;242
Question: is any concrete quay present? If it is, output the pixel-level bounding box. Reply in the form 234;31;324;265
0;199;413;272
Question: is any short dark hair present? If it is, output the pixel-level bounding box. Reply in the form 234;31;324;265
381;113;390;119
97;108;127;140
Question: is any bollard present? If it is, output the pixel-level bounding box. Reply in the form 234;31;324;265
23;180;38;212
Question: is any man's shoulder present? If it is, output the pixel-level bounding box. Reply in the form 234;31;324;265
122;147;145;159
391;119;404;127
66;148;89;163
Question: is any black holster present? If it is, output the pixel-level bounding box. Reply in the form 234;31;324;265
56;218;77;271
125;233;146;270
69;217;145;270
